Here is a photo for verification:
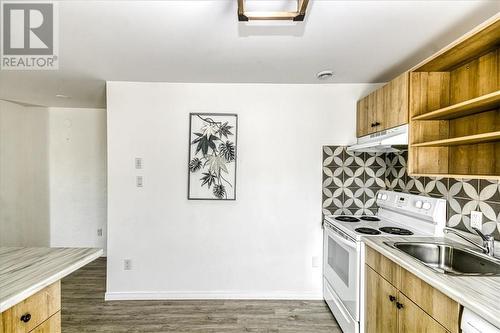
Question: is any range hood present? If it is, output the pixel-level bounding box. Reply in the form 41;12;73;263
347;124;408;153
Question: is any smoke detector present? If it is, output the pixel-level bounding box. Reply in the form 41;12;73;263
317;70;335;80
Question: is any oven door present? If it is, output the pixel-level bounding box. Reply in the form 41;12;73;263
323;225;360;322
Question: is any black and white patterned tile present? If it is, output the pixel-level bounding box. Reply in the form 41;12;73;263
322;146;385;216
384;151;500;240
322;147;500;240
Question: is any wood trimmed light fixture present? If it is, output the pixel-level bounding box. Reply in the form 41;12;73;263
238;0;310;21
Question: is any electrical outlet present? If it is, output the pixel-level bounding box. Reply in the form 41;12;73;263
135;157;143;169
470;211;483;229
97;228;103;237
124;259;132;270
312;256;320;268
136;176;143;187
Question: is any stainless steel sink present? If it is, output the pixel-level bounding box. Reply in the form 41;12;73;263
385;242;500;276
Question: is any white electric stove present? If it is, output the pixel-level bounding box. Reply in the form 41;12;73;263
322;190;447;333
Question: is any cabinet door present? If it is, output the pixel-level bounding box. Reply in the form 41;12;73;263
365;87;389;134
366;92;379;134
365;265;398;333
399;268;459;333
373;88;385;131
357;98;370;137
385;72;409;130
397;293;448;333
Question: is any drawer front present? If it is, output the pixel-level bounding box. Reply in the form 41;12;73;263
399;268;460;333
365;246;400;287
1;281;60;333
31;312;61;333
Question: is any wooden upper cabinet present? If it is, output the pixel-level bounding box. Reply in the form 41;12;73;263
357;98;370;137
385;72;409;129
356;72;409;137
408;15;500;179
374;88;385;129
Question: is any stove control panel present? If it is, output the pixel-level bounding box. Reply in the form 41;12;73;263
376;190;446;223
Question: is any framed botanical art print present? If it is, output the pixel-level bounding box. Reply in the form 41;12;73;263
188;113;237;200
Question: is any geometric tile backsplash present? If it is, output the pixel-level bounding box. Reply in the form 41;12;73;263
323;146;500;240
322;146;385;216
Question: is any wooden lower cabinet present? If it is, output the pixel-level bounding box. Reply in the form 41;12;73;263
398;294;447;333
365;266;398;333
399;268;460;332
0;282;61;333
365;246;461;333
31;312;61;333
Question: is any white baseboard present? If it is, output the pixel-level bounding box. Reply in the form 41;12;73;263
105;291;323;301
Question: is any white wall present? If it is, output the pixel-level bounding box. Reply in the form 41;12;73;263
106;82;378;299
0;100;107;250
0;100;50;246
49;108;107;252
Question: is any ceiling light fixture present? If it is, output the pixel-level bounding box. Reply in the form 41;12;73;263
238;0;309;22
55;94;71;99
317;70;335;80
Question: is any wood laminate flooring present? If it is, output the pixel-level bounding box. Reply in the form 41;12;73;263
61;258;342;333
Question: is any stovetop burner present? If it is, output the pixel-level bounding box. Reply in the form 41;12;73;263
355;227;381;235
335;216;360;223
379;227;414;235
360;216;381;222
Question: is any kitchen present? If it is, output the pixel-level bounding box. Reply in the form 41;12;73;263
323;12;500;332
1;1;500;333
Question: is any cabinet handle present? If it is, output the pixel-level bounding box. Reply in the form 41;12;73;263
371;123;376;127
374;122;381;126
388;295;396;302
20;313;31;323
396;302;404;309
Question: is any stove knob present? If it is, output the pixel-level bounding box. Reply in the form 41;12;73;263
377;193;382;199
415;200;423;209
381;194;388;200
422;202;432;210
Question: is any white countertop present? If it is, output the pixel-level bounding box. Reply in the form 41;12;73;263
362;236;500;329
0;247;103;312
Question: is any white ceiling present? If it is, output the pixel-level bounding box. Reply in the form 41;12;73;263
0;0;499;108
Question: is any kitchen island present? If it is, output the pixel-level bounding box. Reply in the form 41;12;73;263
0;247;102;332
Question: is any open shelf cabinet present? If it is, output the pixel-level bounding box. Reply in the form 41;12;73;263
412;131;500;147
412;90;500;121
408;14;500;179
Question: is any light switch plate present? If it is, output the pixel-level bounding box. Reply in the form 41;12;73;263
97;228;103;237
135;157;143;169
124;259;132;270
136;176;143;187
470;211;483;229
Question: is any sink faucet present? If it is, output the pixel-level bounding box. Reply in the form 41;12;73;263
444;228;495;257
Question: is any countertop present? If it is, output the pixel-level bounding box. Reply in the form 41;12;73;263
0;247;103;312
362;236;500;329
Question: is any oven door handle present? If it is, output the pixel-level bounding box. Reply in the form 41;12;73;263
326;228;357;249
